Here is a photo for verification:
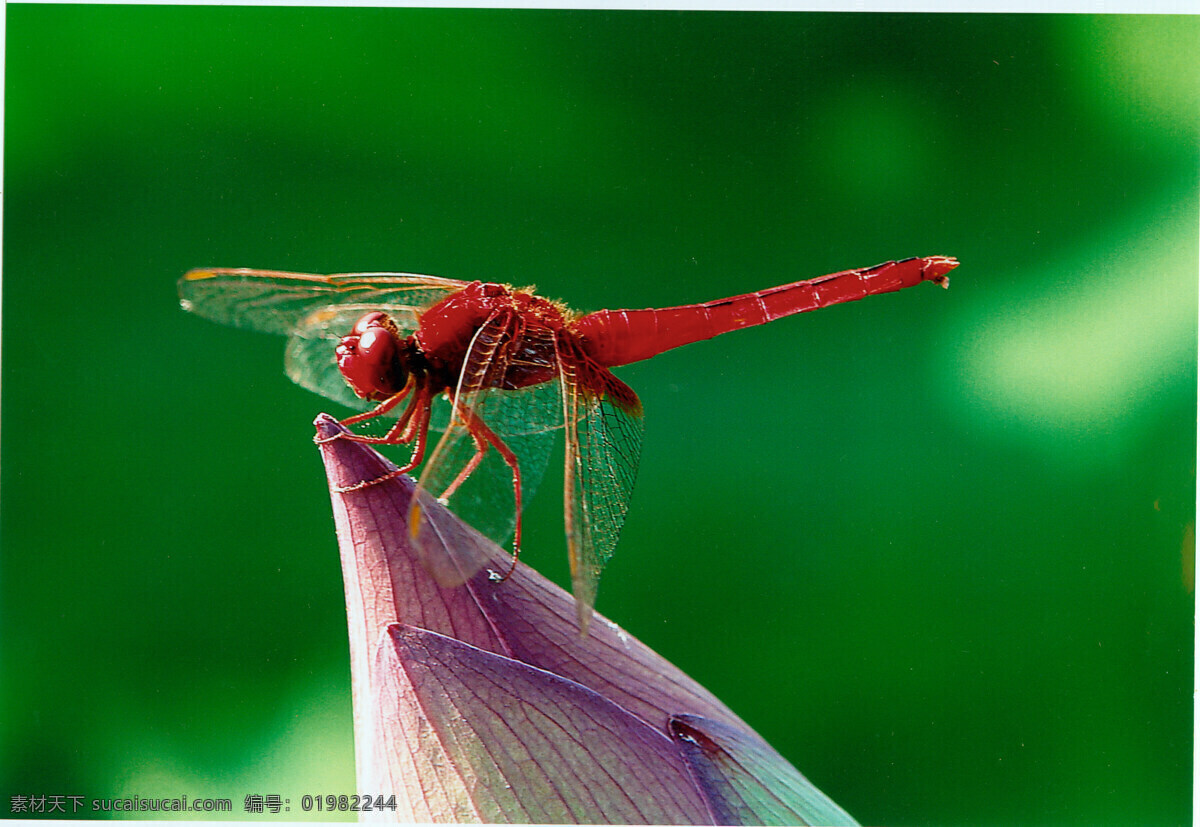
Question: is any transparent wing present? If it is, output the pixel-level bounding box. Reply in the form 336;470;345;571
417;383;563;532
444;326;568;542
178;268;466;336
408;394;559;586
557;347;645;631
411;314;563;586
180;268;464;412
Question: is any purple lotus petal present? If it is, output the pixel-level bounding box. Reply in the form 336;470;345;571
364;624;713;824
315;413;859;825
316;414;746;733
669;715;857;827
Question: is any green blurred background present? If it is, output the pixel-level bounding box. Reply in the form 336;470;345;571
2;8;1195;825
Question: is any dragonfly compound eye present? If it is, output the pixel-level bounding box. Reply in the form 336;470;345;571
336;314;407;400
350;310;392;337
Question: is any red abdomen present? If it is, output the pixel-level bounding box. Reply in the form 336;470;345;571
570;256;956;367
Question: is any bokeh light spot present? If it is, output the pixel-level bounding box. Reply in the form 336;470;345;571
945;203;1196;451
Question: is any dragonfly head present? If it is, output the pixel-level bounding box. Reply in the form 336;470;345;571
336;311;411;400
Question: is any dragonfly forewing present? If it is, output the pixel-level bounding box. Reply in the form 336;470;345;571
179;269;464;336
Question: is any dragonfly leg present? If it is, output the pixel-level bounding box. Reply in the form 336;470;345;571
436;427;488;503
328;383;435;494
438;402;524;581
395;384;434;467
333;376;436;448
315;377;415;447
339;375;417;428
342;384;425;446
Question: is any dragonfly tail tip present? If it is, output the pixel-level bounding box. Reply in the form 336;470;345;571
921;255;959;288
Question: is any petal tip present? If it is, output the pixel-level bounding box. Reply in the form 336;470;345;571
313;414;406;494
314;411;345;438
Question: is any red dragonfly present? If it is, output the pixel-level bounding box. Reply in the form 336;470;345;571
180;255;957;628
